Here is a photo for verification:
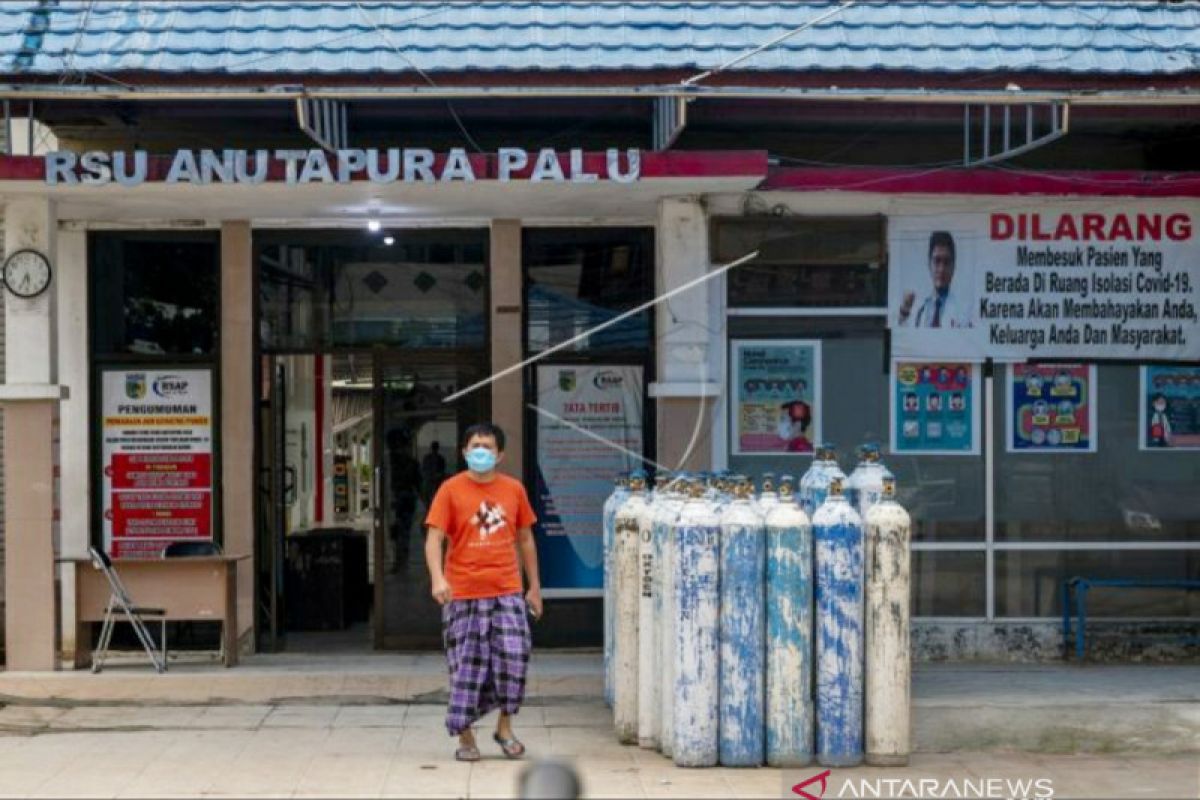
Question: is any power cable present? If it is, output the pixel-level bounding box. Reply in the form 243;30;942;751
352;1;485;153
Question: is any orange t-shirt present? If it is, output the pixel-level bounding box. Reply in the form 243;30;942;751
424;471;537;600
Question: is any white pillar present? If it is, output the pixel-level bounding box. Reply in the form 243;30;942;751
1;197;63;670
651;197;717;472
56;229;89;660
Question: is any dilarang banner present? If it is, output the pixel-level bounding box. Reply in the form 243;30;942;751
888;205;1200;361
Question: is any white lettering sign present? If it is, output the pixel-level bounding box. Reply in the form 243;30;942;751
44;147;642;186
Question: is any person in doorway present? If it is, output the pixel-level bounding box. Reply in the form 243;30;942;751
387;428;422;572
424;423;543;762
898;231;973;328
421;440;448;504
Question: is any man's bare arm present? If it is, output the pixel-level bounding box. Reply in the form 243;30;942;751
425;525;451;604
516;526;542;618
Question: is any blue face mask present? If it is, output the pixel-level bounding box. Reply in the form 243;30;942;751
465;447;497;474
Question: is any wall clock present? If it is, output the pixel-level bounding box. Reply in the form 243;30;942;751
3;249;52;298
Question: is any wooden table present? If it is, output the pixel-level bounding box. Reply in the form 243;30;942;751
67;555;247;668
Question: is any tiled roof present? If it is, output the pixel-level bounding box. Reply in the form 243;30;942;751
1;1;1198;77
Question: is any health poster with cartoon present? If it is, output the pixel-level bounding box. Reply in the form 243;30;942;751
891;361;980;455
1007;363;1097;452
730;340;821;455
1140;365;1200;450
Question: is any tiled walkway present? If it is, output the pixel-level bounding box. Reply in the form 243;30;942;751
0;653;1195;798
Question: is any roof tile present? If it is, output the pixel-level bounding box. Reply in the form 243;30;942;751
2;1;1197;76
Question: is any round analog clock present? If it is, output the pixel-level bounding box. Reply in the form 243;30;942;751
3;249;52;298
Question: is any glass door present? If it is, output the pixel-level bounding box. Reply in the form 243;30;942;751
257;358;290;651
373;353;489;648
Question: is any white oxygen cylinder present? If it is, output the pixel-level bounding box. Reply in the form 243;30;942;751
865;472;912;766
602;473;629;708
656;478;687;757
756;472;779;517
672;478;721;767
613;471;649;744
637;474;662;749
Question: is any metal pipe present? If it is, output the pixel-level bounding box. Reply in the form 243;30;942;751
0;83;1195;106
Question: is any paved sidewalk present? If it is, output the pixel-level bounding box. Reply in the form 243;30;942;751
0;700;1195;798
0;653;1196;798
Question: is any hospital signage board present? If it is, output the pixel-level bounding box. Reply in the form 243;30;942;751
888;205;1200;362
101;369;214;558
44;147;643;185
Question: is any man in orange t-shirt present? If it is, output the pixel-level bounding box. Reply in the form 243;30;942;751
424;422;542;762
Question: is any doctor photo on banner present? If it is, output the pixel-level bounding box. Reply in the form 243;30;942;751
896;230;974;329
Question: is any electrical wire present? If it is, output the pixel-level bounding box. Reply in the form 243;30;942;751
352;1;485;153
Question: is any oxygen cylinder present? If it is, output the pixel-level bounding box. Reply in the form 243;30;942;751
802;444;846;518
765;474;814;767
656;477;687;757
719;476;766;767
651;472;668;504
813;475;865;767
673;478;721;767
613;471;648;744
638;474;663;749
602;473;629;708
865;472;912;766
756;471;779;517
844;446;867;510
849;444;887;520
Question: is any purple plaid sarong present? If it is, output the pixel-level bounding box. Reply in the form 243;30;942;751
442;593;531;736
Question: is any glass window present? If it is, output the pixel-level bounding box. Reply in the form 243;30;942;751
524;228;654;355
994;364;1200;542
914;551;986;617
716;216;886;308
256;230;488;352
995;550;1200;617
727;317;984;542
90;234;219;357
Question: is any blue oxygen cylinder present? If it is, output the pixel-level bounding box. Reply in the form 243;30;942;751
865;472;912;767
802;443;847;518
718;476;766;767
850;444;887;520
798;453;825;518
638;474;664;749
765;474;814;767
602;473;630;708
813;474;865;767
656;477;687;757
844;446;868;510
673;478;721;767
756;472;779;517
613;471;649;744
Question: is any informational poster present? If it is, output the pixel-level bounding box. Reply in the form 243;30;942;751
891;361;980;455
534;364;644;595
102;369;214;557
1007;363;1097;453
730;339;821;455
1140;365;1200;450
889;206;1200;361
